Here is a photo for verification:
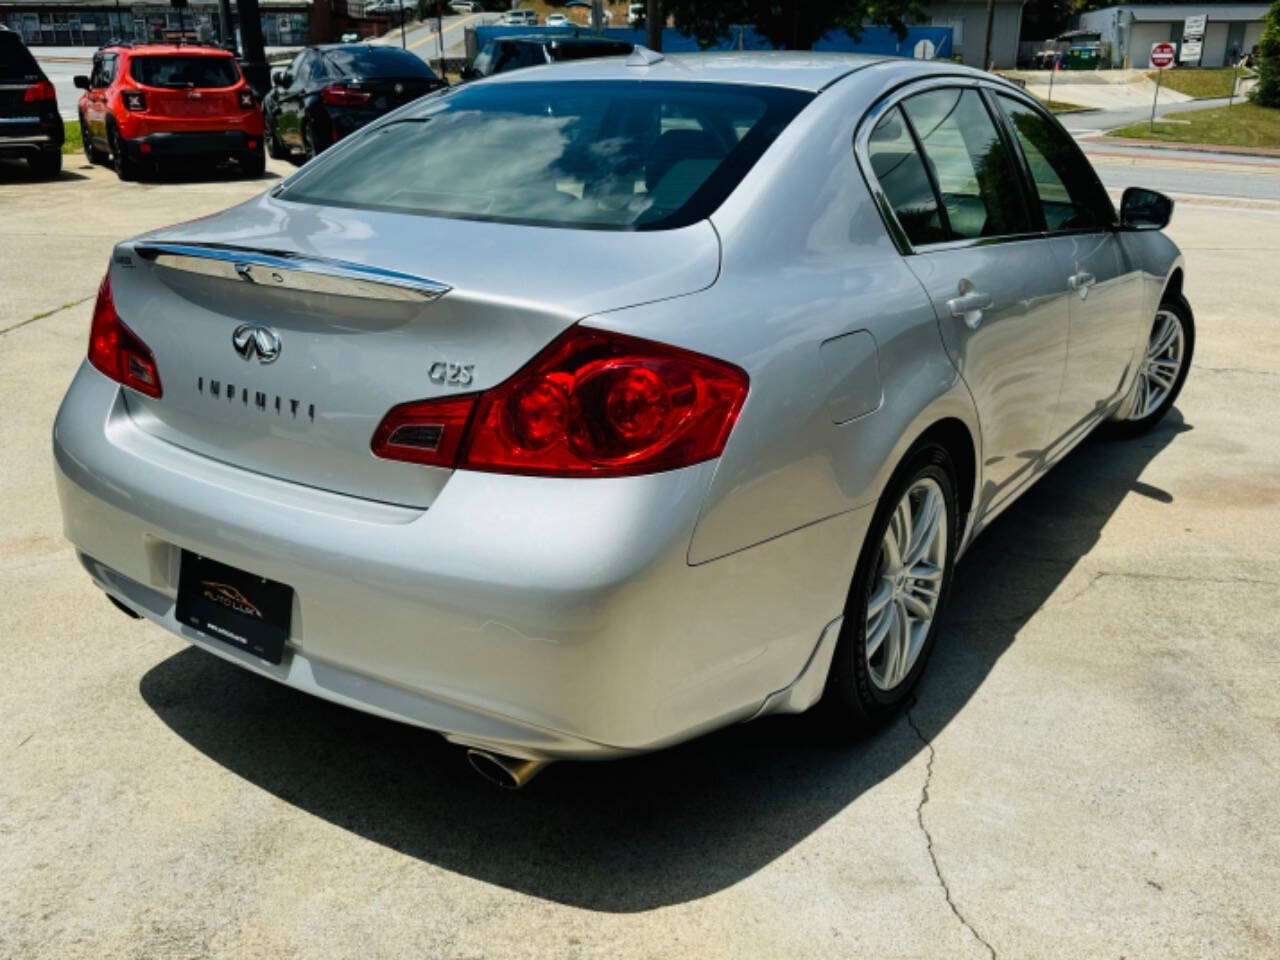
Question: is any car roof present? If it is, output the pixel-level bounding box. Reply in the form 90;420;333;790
485;50;997;93
496;34;629;46
103;43;234;57
311;42;416;52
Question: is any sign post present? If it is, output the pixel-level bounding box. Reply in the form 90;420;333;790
1149;41;1176;132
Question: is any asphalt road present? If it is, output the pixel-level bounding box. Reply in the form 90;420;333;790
1;145;1278;958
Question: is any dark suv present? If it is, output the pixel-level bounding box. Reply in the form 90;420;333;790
0;26;63;177
461;35;634;80
75;42;264;180
264;45;445;162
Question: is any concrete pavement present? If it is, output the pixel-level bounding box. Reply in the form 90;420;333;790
1;153;1278;959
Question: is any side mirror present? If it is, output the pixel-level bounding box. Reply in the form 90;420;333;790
1119;186;1173;231
460;65;477;81
73;75;91;90
273;70;289;88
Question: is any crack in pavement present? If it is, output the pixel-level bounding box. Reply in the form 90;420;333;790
1193;364;1280;378
905;703;998;960
1056;569;1280;608
0;293;94;336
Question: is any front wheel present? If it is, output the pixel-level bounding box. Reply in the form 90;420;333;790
820;443;958;729
1106;296;1194;437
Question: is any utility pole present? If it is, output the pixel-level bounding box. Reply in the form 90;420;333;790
982;0;995;70
646;0;661;51
217;0;235;51
237;0;269;96
398;0;406;48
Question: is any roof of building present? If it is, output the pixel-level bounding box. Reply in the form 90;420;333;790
1081;4;1269;21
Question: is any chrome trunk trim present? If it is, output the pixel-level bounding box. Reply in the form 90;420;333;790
133;242;451;303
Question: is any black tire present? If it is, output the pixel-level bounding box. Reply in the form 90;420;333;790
302;119;321;162
820;442;959;730
1103;295;1195;438
264;114;288;160
80;113;107;164
108;123;138;182
239;149;266;178
27;149;62;178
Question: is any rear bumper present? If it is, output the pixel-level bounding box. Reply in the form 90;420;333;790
0;114;63;155
122;129;260;159
54;364;867;760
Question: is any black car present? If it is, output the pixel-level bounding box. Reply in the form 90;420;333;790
0;26;63;176
461;35;635;80
264;44;445;162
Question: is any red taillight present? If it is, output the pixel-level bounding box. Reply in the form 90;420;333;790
320;84;373;107
370;328;748;477
87;273;162;399
370;395;476;468
122;90;146;111
238;88;255;109
23;80;56;103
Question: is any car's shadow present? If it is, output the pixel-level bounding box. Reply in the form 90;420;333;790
0;158;90;183
140;413;1189;912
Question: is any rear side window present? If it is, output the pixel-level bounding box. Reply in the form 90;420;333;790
996;94;1113;231
866;106;946;247
900;88;1029;241
131;56;241;88
279;80;813;231
0;32;41;82
325;47;438;79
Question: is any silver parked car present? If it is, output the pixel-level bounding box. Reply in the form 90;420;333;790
53;52;1191;788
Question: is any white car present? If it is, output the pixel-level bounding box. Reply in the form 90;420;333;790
545;13;569;27
449;1;481;10
628;3;644;26
500;9;537;26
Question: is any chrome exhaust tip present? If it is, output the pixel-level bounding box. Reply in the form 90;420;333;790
466;749;548;790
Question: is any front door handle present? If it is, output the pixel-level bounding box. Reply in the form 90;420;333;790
1068;271;1096;297
947;285;993;329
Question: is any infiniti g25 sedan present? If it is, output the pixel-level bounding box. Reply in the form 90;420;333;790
53;52;1192;788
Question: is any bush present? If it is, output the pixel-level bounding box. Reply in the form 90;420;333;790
1253;0;1280;107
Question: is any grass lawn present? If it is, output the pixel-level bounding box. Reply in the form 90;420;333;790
1109;102;1280;148
1144;66;1252;99
62;119;82;155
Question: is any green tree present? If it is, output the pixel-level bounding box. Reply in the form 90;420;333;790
652;0;923;51
1253;0;1280;107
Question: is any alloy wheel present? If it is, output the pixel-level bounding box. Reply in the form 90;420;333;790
865;477;948;691
1129;309;1185;421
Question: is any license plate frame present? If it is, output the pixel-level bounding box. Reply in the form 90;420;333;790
176;551;293;664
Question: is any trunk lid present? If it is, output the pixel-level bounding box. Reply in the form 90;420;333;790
109;192;720;508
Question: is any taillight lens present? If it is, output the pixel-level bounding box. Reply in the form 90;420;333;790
87;273;162;398
370;395;476;468
320;84;373;107
238;88;255;109
23;80;56;103
122;90;146;111
370;328;748;477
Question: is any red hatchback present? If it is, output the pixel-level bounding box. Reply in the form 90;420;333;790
75;42;264;180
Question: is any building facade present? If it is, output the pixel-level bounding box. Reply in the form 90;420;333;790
1075;4;1268;68
922;0;1026;69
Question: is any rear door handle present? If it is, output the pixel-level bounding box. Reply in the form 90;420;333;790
947;288;993;329
1068;271;1096;291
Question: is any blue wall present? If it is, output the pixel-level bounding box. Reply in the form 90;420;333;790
474;25;954;60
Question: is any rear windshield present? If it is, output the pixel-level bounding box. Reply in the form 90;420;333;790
325;47;438;79
0;32;41;82
278;81;813;231
130;55;241;88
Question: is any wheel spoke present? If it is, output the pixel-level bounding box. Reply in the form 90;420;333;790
903;487;942;568
892;599;911;684
865;602;894;661
866;578;894;619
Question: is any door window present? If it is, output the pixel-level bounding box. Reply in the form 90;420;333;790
865;105;946;246
901;88;1030;240
996;94;1114;231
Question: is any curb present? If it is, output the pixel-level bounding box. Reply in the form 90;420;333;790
1100;136;1280;159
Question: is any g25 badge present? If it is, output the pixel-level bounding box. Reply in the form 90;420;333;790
428;361;475;387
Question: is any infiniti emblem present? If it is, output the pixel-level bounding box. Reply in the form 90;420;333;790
232;324;282;364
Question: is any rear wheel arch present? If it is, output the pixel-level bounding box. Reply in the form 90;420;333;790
910;418;976;532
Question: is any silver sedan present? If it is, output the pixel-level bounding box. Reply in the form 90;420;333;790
53;51;1192;787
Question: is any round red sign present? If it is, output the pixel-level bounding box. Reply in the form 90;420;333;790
1150;42;1176;68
